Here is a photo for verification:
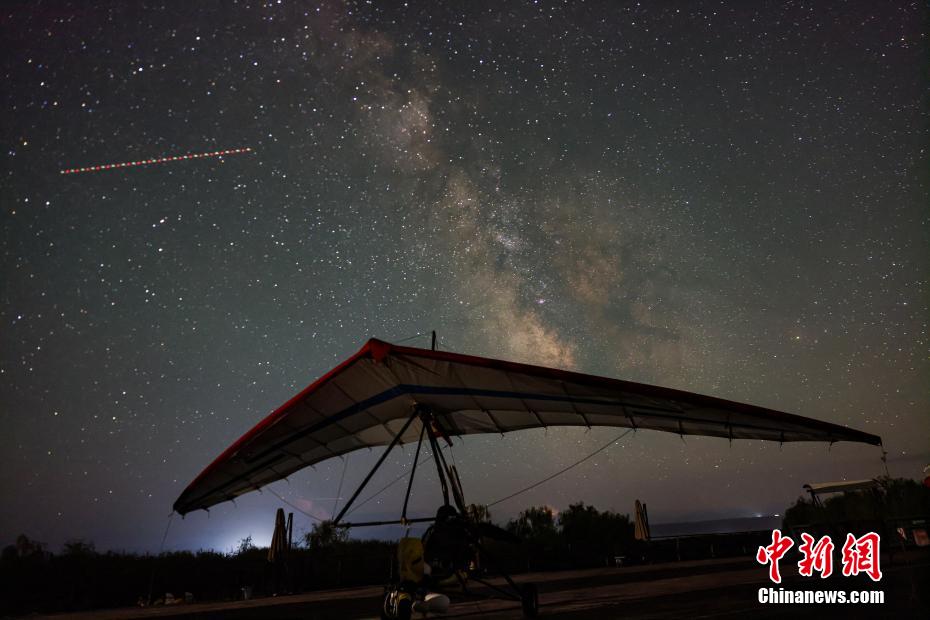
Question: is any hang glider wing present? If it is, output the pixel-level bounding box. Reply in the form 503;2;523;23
174;338;881;514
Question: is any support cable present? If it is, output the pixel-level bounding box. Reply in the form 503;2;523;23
345;454;435;517
393;331;428;344
267;486;327;524
146;511;176;605
879;445;890;478
333;408;420;526
332;454;350;517
486;428;634;508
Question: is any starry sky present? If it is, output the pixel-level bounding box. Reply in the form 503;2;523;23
2;1;927;553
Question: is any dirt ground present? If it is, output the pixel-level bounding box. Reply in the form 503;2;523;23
33;551;929;620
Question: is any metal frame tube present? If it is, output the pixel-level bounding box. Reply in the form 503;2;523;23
401;424;426;522
424;416;451;506
332;407;420;526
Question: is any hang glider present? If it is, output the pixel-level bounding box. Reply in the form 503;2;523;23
174;338;880;515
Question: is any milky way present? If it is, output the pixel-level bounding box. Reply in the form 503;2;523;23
2;1;927;552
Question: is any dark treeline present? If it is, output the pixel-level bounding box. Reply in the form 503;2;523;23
2;501;636;616
782;477;930;533
0;531;397;616
494;502;641;571
491;502;769;572
3;480;928;616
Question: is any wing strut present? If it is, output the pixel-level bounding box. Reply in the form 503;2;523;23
401;424;427;524
334;405;468;529
424;411;452;508
333;405;420;526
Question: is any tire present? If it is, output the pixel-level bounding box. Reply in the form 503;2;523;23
521;583;539;618
381;589;412;620
380;590;393;620
396;596;412;620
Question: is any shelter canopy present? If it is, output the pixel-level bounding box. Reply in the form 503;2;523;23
174;338;881;515
803;479;880;495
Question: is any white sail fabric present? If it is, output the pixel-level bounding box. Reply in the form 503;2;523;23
174;338;881;514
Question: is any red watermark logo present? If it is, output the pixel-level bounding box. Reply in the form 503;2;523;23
840;532;882;581
756;530;882;583
798;532;834;578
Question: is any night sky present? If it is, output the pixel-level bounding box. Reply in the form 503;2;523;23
2;1;927;553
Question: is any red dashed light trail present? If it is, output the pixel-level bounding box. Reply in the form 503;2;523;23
59;147;253;175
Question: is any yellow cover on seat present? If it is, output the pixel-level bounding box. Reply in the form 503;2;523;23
398;537;425;583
